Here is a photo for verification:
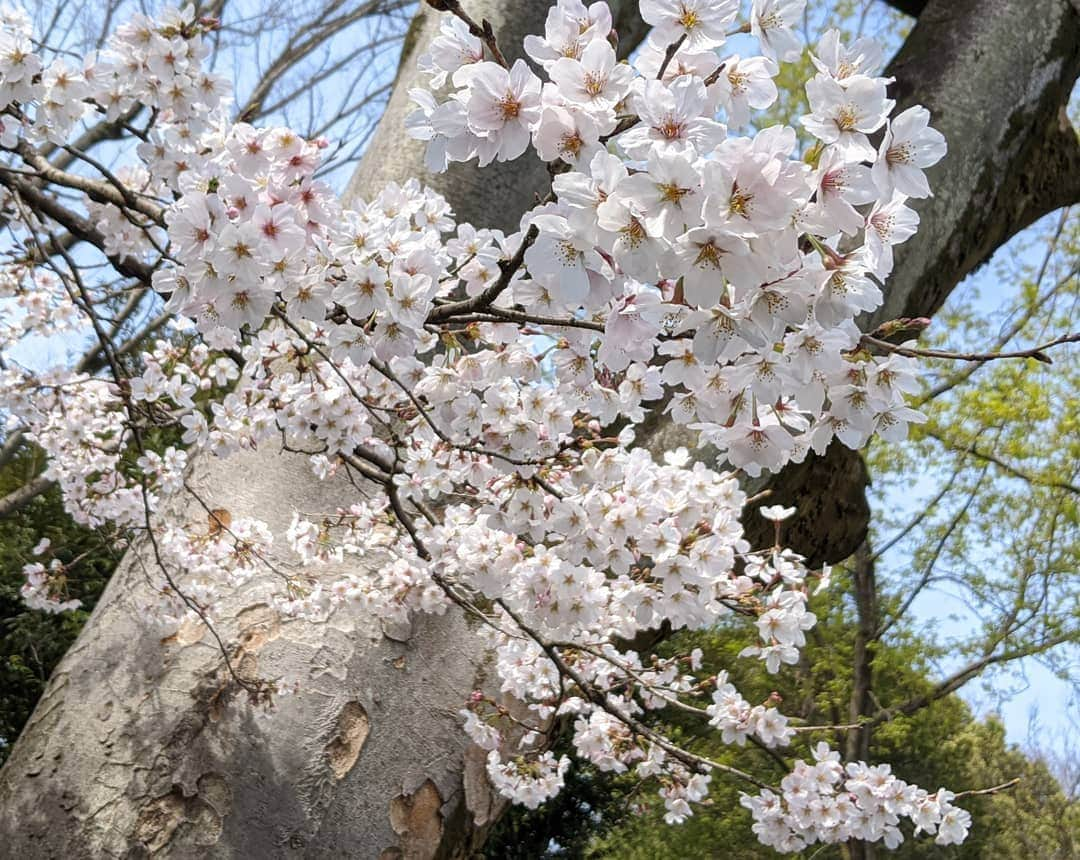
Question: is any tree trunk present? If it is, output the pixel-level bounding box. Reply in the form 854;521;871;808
1;1;1078;858
844;543;879;860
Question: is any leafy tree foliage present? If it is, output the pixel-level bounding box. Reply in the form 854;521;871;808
0;443;113;762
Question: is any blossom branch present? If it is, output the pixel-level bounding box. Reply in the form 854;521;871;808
427;223;539;323
861;332;1080;365
423;0;508;68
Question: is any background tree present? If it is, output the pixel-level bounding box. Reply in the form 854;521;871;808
0;444;115;759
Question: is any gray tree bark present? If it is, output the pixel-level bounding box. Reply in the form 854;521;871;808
0;1;1077;858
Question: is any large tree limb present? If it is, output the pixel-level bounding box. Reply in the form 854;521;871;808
0;169;157;284
0;474;53;519
881;0;927;16
871;0;1080;327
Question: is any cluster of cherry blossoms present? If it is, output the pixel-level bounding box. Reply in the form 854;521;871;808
742;743;971;850
20;538;82;612
0;0;972;852
2;367;137;529
410;0;945;476
0;4;228;147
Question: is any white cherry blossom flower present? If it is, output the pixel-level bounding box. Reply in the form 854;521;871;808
531;104;602;165
865;191;920;276
419;16;484;88
760;504;795;522
674;227;762;306
751;0;807;63
714;55;779;128
525;213;603;306
802;147;879;236
466;60;543;164
548;38;633;114
873;105;947;199
618;75;725;159
608;150;702;240
812;29;884;82
640;0;740;51
801;74;894;161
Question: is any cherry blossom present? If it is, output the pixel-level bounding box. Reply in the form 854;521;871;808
640;0;740;51
873;104;949;199
802;74;894;161
751;0;807;62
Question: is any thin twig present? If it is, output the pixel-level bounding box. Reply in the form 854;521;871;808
656;35;686;79
951;777;1022;800
861;332;1079;365
424;0;507;67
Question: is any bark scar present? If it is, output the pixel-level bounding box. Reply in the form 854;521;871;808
325;701;370;779
389;779;444;859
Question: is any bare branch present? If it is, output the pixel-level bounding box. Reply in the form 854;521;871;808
862;332;1079;365
922;427;1080;496
425;0;508;68
0;473;53;519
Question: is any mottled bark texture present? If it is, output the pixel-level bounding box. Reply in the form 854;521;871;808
1;1;1078;858
0;450;501;859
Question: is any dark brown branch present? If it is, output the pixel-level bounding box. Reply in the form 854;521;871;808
951;777;1022;800
426;224;538;323
0;169;157;284
920;219;1076;403
656;34;686;79
424;0;508;67
880;0;927;16
13;140;164;223
862;332;1079;365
